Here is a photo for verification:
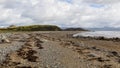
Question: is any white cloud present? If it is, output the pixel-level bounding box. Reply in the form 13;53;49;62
0;0;120;28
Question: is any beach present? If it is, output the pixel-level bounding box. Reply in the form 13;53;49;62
0;31;120;68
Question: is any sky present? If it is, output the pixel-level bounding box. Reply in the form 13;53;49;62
0;0;120;28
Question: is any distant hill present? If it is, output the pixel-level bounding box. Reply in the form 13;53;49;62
0;25;61;31
63;28;88;31
87;27;120;31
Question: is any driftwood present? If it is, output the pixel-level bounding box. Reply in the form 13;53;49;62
0;35;11;43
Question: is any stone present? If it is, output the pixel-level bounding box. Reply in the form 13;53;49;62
97;57;110;62
103;65;112;68
87;53;97;57
107;51;120;57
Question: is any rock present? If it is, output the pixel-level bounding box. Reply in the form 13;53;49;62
46;65;51;68
36;43;43;49
107;51;120;57
103;65;112;68
73;42;80;47
15;66;33;68
87;53;98;57
27;55;38;62
111;51;118;56
91;46;97;50
17;48;37;60
97;57;110;62
90;46;101;51
117;59;120;63
75;48;83;54
88;57;110;62
97;57;104;62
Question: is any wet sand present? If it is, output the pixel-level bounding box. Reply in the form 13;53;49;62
0;31;120;68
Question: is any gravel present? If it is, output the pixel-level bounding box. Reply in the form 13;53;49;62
0;33;29;63
0;42;25;64
38;39;83;68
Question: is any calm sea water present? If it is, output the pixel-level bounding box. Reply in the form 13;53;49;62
73;31;120;38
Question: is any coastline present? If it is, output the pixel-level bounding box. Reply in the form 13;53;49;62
0;31;120;68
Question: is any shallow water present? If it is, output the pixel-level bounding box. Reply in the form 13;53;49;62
73;31;120;38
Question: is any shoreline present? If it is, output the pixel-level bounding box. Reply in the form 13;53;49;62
0;31;119;68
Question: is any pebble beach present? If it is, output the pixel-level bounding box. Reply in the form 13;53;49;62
0;31;119;68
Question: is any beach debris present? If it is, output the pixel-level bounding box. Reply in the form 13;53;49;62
0;35;11;43
103;64;112;68
90;46;101;51
27;55;38;62
60;41;71;47
17;45;38;62
1;53;21;67
75;48;83;54
117;59;120;63
87;53;98;57
110;51;118;56
107;51;120;57
88;57;110;62
15;66;37;68
35;38;44;49
16;36;44;62
98;57;110;62
91;46;97;50
97;57;105;62
36;43;43;49
73;42;80;47
0;35;44;67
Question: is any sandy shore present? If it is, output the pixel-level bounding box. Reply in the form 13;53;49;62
0;31;120;68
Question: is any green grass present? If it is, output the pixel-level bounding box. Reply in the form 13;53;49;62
0;25;61;32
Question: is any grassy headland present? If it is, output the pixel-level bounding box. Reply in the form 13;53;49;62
0;25;62;32
0;25;88;32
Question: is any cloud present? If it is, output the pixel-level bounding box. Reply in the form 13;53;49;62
0;0;120;28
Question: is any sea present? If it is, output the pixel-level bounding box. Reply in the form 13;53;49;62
73;31;120;38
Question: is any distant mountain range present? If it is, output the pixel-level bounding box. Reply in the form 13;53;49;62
61;27;88;31
87;27;120;31
63;28;88;31
61;27;120;31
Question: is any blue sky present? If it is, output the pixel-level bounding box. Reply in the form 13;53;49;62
0;0;120;28
90;4;104;8
65;0;72;3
